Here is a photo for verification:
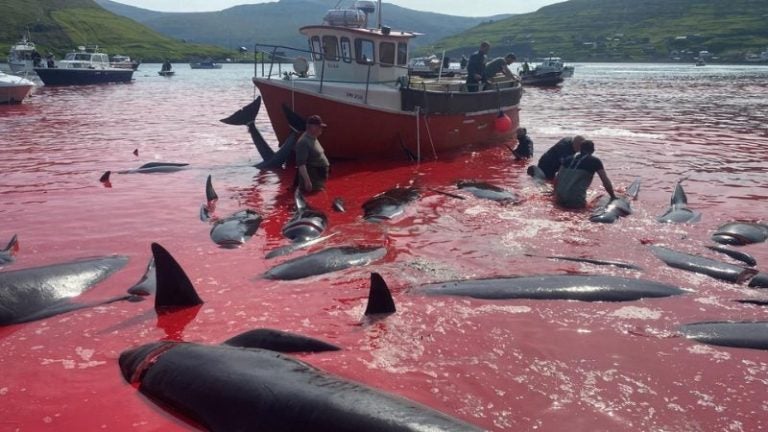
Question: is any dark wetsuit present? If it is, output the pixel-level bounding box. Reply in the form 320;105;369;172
513;135;534;160
554;153;604;208
537;137;577;179
294;133;330;191
465;50;486;92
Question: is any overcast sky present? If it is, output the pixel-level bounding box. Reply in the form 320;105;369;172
109;1;564;16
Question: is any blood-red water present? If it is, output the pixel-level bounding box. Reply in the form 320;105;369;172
1;63;767;431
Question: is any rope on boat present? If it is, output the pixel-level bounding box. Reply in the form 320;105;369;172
415;106;421;164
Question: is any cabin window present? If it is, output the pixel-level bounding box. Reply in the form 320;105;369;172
355;38;375;64
310;36;323;61
379;42;395;67
397;42;408;65
322;35;339;61
340;37;352;63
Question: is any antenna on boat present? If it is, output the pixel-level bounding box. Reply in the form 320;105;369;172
377;0;382;29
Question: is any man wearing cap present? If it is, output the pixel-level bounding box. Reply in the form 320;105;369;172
483;53;518;88
295;115;330;192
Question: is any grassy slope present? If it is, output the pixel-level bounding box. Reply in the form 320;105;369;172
1;0;234;61
434;0;768;61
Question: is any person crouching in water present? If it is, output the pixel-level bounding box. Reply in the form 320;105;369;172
554;140;616;209
511;127;533;160
295;115;330;192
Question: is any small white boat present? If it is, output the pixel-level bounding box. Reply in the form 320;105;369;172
0;72;36;104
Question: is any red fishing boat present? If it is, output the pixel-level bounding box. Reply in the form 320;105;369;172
252;0;522;160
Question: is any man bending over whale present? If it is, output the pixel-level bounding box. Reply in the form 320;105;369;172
554;140;616;209
530;135;584;180
294;115;330;192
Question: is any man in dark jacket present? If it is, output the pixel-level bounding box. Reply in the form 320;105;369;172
465;41;490;92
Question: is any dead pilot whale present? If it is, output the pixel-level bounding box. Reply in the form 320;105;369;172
222;97;306;170
0;243;202;326
99;162;190;182
679;321;768;351
589;177;641;224
117;280;478;432
656;180;701;223
711;221;768;246
362;186;420;222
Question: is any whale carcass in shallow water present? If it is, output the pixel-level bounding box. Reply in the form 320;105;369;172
99;162;190;182
362;186;420;222
118;328;480;432
263;246;386;280
656;180;701;223
221;97;306;169
711;222;768;246
0;243;203;326
282;188;327;242
648;245;764;285
209;209;263;247
680;321;768;351
456;180;519;204
0;255;129;325
406;273;684;302
589;177;640;223
0;234;19;265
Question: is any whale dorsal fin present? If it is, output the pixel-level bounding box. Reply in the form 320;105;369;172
671;180;688;206
151;243;203;310
205;174;218;203
364;273;396;316
2;234;19;255
222;328;341;352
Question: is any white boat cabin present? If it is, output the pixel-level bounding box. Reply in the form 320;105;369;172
298;3;417;84
60;47;111;69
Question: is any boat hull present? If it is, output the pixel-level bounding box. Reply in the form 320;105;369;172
254;80;520;160
522;72;564;87
0;83;34;104
34;68;134;86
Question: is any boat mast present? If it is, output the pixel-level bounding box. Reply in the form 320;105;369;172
377;0;381;29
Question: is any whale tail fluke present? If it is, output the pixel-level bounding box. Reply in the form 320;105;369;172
127;257;157;296
150;243;204;310
671;180;688;206
364;273;396;316
220;97;261;125
282;104;306;132
625;177;641;200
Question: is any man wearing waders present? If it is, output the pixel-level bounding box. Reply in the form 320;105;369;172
554;140;616;209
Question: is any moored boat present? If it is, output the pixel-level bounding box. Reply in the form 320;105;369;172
190;58;222;69
0;71;36;104
7;31;41;75
110;55;141;70
34;46;134;86
251;0;522;160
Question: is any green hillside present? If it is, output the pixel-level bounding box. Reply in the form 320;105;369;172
434;0;768;62
1;0;235;62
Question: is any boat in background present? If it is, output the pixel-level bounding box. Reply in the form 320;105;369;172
190;58;222;69
7;31;41;74
34;46;134;86
0;71;36;104
110;55;141;70
251;0;522;161
520;56;569;86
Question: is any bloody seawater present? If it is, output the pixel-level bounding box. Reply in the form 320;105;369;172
1;63;767;431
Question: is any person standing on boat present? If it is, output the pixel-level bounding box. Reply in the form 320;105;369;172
161;60;172;72
295;115;330;193
511;127;533;160
465;41;490;92
554;140;616;209
483;53;517;88
531;135;585;180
